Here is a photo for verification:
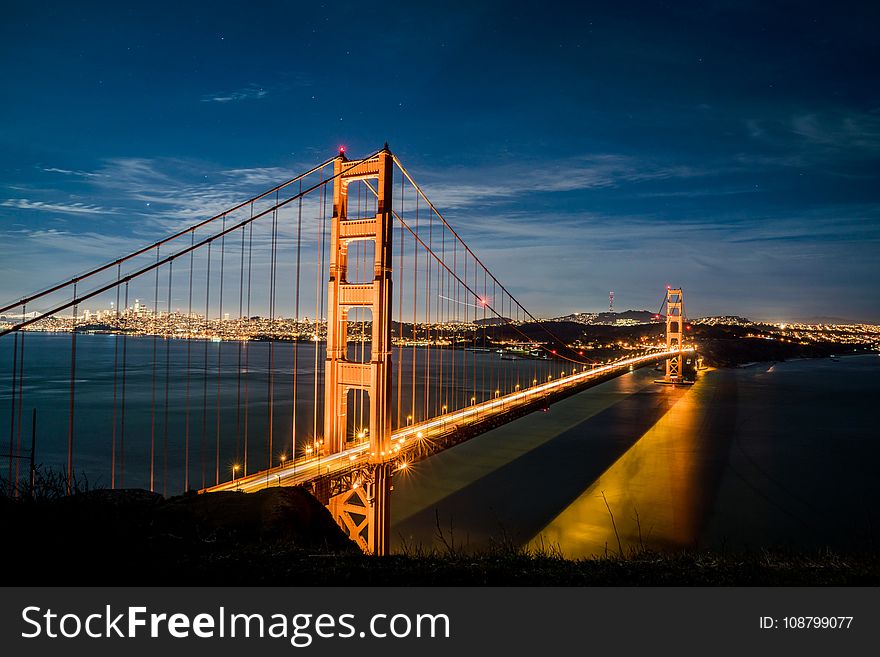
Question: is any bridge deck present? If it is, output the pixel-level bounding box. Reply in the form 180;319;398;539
202;348;692;494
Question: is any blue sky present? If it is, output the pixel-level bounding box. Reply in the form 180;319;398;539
1;0;878;321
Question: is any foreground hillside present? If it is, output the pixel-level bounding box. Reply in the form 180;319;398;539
2;487;877;585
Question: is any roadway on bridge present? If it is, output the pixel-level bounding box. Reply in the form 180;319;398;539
203;349;692;494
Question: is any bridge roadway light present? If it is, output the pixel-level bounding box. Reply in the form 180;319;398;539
232;464;240;486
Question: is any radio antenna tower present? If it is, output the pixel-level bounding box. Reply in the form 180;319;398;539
609;290;614;313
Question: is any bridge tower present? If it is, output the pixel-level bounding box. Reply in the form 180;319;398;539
664;287;684;382
323;146;394;555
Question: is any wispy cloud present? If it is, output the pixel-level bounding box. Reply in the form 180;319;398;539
1;198;117;215
41;167;103;179
11;227;136;258
220;166;296;187
89;157;310;232
412;153;716;210
788;110;880;150
201;84;268;103
741;107;880;172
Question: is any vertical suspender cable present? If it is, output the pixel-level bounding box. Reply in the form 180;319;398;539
7;332;18;495
163;260;172;496
424;209;431;420
67;283;78;494
396;171;404;430
120;281;129;488
216;215;227;485
292;179;303;462
412;193;418;422
268;192;279;471
14;304;25;495
150;247;159;491
111;265;120;488
236;221;245;469
244;218;254;475
312;171;325;452
184;232;194;491
202;242;212;489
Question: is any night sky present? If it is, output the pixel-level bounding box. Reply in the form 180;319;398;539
1;1;878;321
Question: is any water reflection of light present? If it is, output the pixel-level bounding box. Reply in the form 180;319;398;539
530;376;708;557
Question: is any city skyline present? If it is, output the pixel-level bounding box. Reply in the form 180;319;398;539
1;1;879;322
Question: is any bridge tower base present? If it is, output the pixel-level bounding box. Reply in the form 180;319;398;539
327;462;391;555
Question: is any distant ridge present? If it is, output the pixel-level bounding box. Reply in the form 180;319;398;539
790;315;868;325
693;315;754;326
547;310;659;325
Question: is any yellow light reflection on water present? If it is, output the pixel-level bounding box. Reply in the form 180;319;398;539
530;375;712;558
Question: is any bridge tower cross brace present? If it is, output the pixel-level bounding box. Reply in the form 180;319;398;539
664;287;684;382
324;147;394;555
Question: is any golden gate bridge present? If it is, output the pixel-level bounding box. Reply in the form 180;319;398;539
0;146;691;554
